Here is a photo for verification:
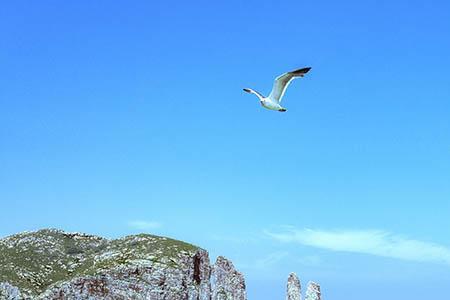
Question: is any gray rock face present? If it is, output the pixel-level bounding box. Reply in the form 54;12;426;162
286;272;301;300
1;229;321;300
0;282;22;300
0;229;246;300
38;251;211;300
211;256;247;300
305;281;321;300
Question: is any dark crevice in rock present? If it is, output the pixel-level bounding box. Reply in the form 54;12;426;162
193;252;202;284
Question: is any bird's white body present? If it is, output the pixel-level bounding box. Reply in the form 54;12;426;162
261;97;285;111
243;67;311;112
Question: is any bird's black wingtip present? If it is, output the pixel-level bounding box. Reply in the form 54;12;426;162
243;88;251;93
291;67;311;75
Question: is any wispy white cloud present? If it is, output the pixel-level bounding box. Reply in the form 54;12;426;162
238;251;289;271
266;228;450;265
254;251;289;269
296;255;322;266
128;220;162;230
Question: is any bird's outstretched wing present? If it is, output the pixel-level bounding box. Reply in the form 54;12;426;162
268;67;311;103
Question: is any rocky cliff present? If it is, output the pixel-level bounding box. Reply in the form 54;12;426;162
0;229;246;300
0;229;321;300
285;273;321;300
305;281;321;300
286;273;301;300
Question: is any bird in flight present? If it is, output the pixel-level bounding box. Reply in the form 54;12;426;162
243;67;311;112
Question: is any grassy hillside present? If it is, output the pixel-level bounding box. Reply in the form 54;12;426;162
0;229;199;296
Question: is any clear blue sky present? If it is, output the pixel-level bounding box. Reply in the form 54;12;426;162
1;1;450;299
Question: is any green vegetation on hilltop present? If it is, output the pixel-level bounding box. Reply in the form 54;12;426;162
0;229;199;296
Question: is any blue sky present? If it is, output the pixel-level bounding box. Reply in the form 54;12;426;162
1;1;450;299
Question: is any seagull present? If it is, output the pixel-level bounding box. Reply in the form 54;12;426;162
243;67;311;112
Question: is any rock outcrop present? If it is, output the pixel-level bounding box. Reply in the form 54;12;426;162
0;229;246;300
305;281;321;300
211;256;246;300
286;272;301;300
1;229;322;300
0;282;22;299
